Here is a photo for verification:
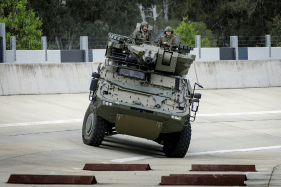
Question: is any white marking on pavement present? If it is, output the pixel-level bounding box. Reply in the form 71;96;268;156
110;145;281;163
111;156;157;163
73;168;83;170
1;110;280;127
0;119;82;128
49;172;61;174
197;110;281;117
186;145;281;156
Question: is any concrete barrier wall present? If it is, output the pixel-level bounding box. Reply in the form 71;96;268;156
6;50;61;63
47;50;61;63
91;49;106;62
195;60;281;89
4;48;281;63
189;48;220;62
0;60;280;95
248;47;269;60
0;62;100;95
271;47;281;60
189;48;199;61
200;48;220;61
61;50;84;62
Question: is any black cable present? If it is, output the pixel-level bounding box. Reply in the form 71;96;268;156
267;164;281;187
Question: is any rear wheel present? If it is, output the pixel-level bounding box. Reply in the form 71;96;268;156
82;102;107;146
163;122;191;158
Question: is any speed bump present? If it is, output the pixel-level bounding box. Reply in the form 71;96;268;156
83;164;151;171
192;164;256;171
7;174;97;184
160;174;246;186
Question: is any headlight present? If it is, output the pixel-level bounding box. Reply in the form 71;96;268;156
171;115;181;120
191;99;199;112
103;101;113;106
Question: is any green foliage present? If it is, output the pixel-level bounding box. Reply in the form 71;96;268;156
174;16;213;47
152;19;181;38
270;14;281;47
270;14;281;35
178;0;281;47
19;0;281;49
0;0;42;49
27;0;140;49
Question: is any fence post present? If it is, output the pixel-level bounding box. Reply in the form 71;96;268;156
0;23;6;62
10;36;16;62
195;35;201;59
80;36;88;62
0;36;2;63
265;35;271;58
41;36;47;61
230;36;238;60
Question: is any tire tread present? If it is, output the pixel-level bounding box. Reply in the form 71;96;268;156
82;102;107;147
163;122;191;158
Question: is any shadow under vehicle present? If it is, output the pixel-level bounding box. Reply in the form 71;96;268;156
82;33;203;158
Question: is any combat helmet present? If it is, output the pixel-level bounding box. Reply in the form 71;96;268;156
140;21;149;30
164;26;174;34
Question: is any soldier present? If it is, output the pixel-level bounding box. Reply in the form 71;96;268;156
132;21;152;45
158;26;178;50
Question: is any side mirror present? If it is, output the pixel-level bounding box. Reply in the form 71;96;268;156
194;93;201;99
89;78;98;91
92;72;100;78
196;83;203;88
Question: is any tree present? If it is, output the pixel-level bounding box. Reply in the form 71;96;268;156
27;0;140;49
176;0;281;47
174;16;213;47
0;0;42;49
270;14;281;35
269;14;281;46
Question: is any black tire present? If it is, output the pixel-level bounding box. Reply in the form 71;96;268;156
163;122;191;158
82;102;107;147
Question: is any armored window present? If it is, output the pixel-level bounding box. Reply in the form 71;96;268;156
118;68;146;80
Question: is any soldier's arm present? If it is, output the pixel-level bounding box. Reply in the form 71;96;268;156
172;37;178;47
158;37;162;47
147;31;152;44
168;37;179;51
131;31;137;39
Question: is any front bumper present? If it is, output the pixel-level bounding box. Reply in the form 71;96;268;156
96;97;188;139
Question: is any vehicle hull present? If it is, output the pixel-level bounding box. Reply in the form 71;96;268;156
96;96;188;140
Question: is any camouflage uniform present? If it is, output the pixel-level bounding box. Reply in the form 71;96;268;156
158;26;178;50
132;30;152;45
158;34;178;49
132;21;152;45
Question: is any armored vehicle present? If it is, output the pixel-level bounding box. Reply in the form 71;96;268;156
82;33;203;158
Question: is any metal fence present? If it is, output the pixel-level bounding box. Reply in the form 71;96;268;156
34;35;281;50
271;36;281;47
46;36;108;50
210;36;281;48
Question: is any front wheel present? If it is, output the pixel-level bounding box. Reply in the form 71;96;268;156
163;122;191;158
82;102;107;147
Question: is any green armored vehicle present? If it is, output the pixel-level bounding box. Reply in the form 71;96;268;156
82;33;203;158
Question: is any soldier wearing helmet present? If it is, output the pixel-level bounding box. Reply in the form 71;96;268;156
158;26;178;50
132;21;152;45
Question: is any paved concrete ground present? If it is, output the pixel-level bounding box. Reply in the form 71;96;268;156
0;87;280;186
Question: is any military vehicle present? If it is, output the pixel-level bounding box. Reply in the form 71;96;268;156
82;32;203;158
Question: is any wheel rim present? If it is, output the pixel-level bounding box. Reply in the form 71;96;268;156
85;113;95;135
